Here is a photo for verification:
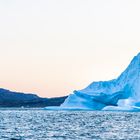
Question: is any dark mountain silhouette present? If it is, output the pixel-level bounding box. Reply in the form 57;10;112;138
0;88;67;107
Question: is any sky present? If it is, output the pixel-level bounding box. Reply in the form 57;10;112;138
0;0;140;97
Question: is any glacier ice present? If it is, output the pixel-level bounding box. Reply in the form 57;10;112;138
45;52;140;111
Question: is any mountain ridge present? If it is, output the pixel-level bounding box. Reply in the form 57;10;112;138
0;88;67;107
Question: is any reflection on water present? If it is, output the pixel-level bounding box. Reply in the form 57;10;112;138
0;109;140;140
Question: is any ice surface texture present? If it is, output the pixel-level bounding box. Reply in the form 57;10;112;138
46;53;140;111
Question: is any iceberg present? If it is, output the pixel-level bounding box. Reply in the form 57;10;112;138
45;52;140;111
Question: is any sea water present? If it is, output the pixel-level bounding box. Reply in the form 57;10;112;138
0;109;140;140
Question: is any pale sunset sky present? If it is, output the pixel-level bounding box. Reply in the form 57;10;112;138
0;0;140;97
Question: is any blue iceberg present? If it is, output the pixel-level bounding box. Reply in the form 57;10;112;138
45;53;140;111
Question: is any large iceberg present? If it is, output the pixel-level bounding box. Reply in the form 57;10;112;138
45;52;140;111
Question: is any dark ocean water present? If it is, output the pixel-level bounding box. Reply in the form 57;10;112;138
0;109;140;140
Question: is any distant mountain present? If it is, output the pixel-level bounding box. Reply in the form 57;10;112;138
0;88;67;107
45;52;140;111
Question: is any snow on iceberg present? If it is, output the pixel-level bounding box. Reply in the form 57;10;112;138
45;52;140;111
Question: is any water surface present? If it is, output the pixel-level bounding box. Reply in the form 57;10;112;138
0;109;140;140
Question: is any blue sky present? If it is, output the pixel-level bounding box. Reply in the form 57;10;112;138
0;0;140;97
